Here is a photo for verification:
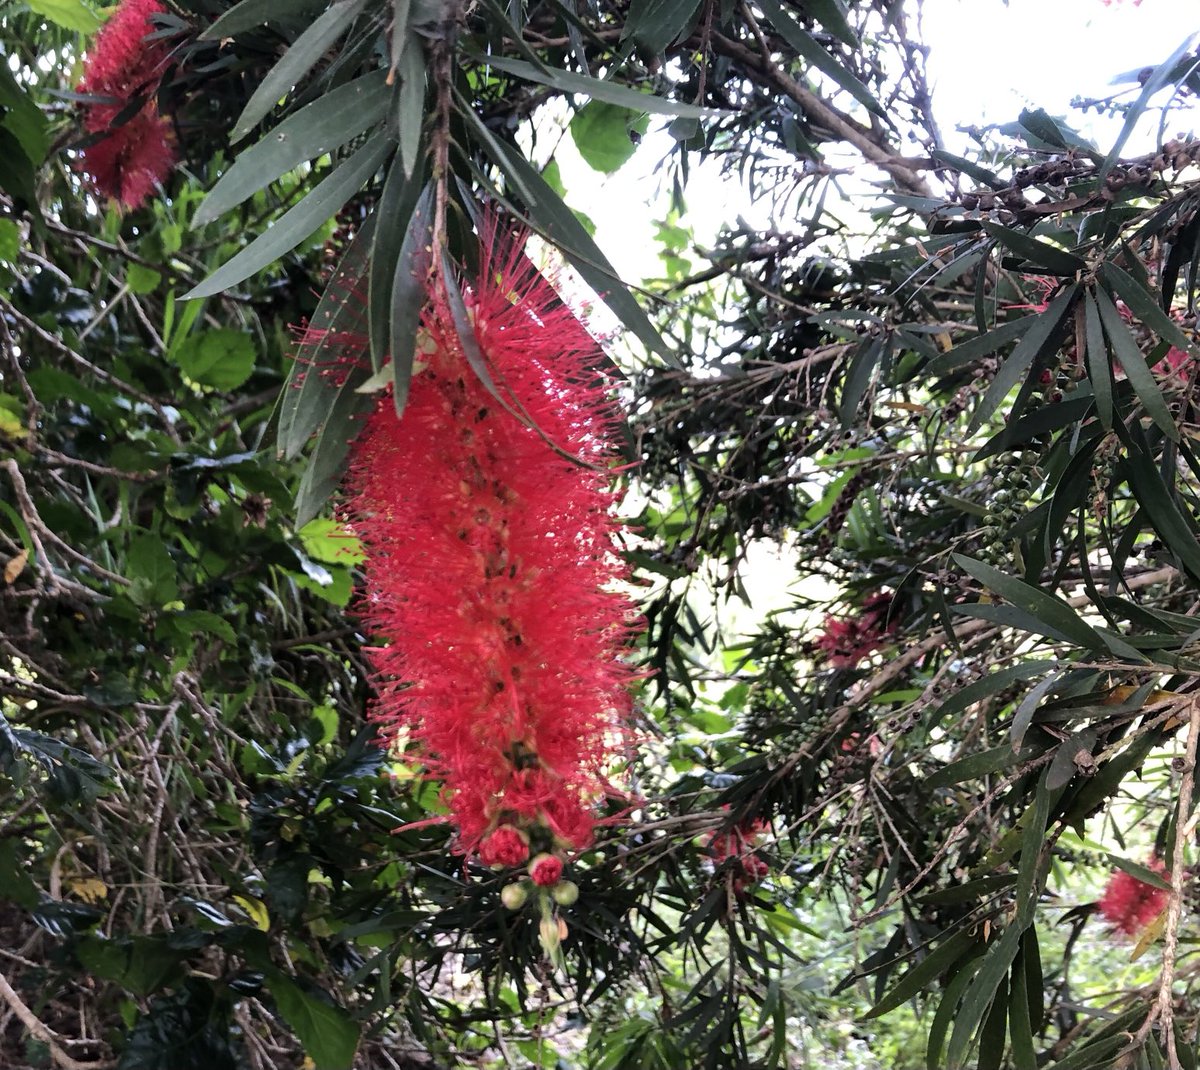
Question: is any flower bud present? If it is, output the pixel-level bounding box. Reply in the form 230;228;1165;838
538;915;561;953
528;852;564;887
550;880;579;906
500;882;528;910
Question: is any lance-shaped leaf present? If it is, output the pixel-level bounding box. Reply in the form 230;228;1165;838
1098;33;1200;181
1083;291;1112;431
952;554;1106;651
865;930;981;1019
231;0;370;141
1118;429;1200;581
368;156;425;373
278;217;375;476
394;34;425;178
929;661;1057;730
1101;260;1199;355
485;137;673;362
928;315;1031;375
186;136;393;300
201;0;324;39
980;222;1085;275
1093;284;1177;441
475;53;726;118
968;284;1076;433
757;0;884;117
839;335;884;428
195;70;390;226
387;185;433;417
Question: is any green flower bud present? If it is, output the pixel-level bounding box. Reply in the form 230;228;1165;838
550;880;579;906
500;882;528;910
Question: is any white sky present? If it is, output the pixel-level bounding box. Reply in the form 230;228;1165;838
555;0;1200;285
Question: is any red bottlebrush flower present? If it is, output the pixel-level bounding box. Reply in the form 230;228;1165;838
707;817;770;895
77;0;176;209
343;224;638;863
479;825;529;868
529;853;564;887
814;591;898;668
1098;859;1168;935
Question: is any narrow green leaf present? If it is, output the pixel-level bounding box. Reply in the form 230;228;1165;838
1102;260;1199;356
866;930;978;1019
475;53;726;118
952;553;1105;651
968;285;1076;433
486;139;673;361
388;185;433;417
947;928;1023;1069
1098;33;1200;181
1083;292;1112;431
929;662;1057;730
368;157;424;373
389;0;411;73
231;0;370;141
195;70;389;226
1094;285;1177;441
925;741;1047;791
278;216;376;459
977;975;1008;1070
931;149;1004;190
1119;432;1200;580
1008;953;1037;1070
839;336;882;428
927;960;980;1070
395;36;425;178
201;0;323;39
1046;727;1097;791
1015;772;1051;923
757;0;885;117
928;316;1031;374
1106;852;1172;892
979;222;1086;275
186;135;393;300
1010;670;1063;751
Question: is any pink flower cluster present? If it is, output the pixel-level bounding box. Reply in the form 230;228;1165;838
1098;859;1167;935
814;592;897;668
77;0;176;209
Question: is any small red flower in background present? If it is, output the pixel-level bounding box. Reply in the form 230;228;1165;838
344;224;638;867
479;825;529;868
77;0;176;209
529;853;565;887
814;591;898;668
1098;859;1168;935
707;818;770;895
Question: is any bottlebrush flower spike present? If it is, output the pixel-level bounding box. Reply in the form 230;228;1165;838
814;591;898;668
1098;859;1168;935
77;0;176;209
344;224;638;865
706;817;770;895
